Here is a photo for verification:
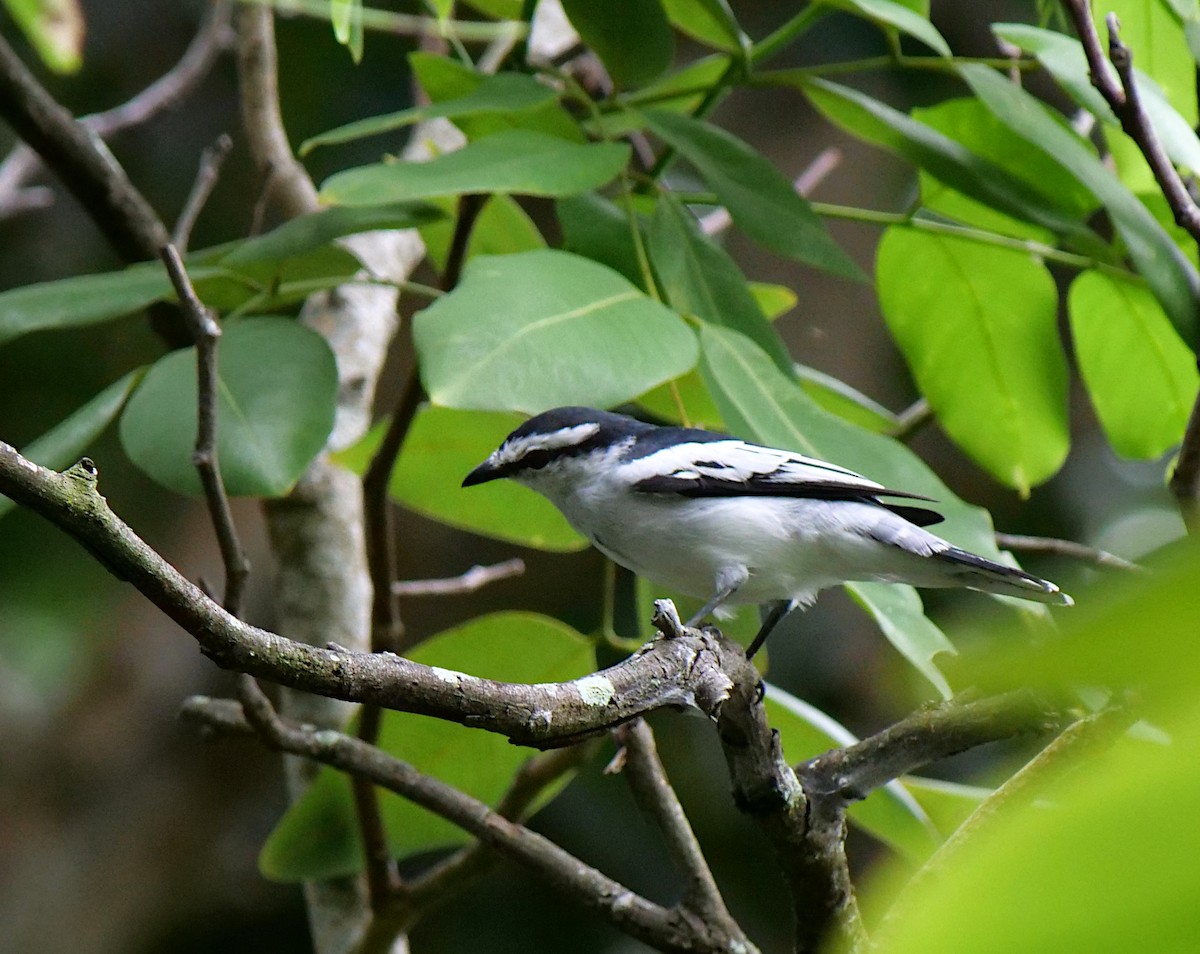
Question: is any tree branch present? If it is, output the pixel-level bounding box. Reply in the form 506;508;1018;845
181;684;756;954
173;134;234;252
1062;0;1200;532
0;0;235;219
994;532;1141;572
391;559;525;597
614;718;748;946
159;244;251;615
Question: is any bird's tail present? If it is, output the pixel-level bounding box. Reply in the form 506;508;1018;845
935;546;1073;606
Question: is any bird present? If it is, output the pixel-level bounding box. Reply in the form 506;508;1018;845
462;406;1071;658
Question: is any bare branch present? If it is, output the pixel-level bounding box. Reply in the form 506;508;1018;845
888;398;933;442
173;134;234;252
160;244;252;616
995;533;1142;572
181;688;755;954
615;718;748;943
392;559;526;597
0;1;234;219
235;3;320;218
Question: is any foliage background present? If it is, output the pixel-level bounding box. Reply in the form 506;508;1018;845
0;1;1187;952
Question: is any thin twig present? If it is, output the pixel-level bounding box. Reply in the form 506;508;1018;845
173;134;234;252
392;559;526;597
888;398;933;442
160;244;251;616
182;688;756;954
0;1;234;218
995;533;1142;572
615;718;746;942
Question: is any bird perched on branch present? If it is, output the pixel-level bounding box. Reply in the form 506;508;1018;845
463;406;1071;658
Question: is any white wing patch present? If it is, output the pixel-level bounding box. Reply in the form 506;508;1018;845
621;440;883;491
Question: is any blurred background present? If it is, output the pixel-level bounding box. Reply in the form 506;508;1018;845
0;1;1186;951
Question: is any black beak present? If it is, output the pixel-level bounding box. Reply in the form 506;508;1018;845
462;459;500;487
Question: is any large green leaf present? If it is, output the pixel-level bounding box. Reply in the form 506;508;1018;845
413;249;699;413
866;547;1200;954
260;613;596;881
901;776;991;840
557;192;646;288
320;131;630;206
0;370;144;521
795;365;897;434
301;72;563;153
818;0;950;56
993;23;1200;177
561;0;674;87
959;64;1200;347
648;192;794;374
697;324;1008;691
0;264;211;348
118;318;337;497
876;227;1070;494
794;77;1110;256
1068;270;1198;459
912;97;1097;241
642;109;863;280
766;683;940;862
335;406;586;551
407;52;582;142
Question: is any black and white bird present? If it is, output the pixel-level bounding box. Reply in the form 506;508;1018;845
463;406;1071;657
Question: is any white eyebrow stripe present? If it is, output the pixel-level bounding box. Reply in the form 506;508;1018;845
494;422;602;467
620;440;883;489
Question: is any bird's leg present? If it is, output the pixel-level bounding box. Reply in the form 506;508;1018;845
745;600;792;660
685;566;749;628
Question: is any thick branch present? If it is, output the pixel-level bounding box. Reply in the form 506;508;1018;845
0;445;743;747
182;689;749;954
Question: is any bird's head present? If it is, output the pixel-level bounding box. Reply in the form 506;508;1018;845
463;406;650;492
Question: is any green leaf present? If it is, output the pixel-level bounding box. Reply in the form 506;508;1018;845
330;0;363;62
0;370;143;521
766;683;940;862
912;97;1096;241
795;365;897;434
4;0;84;73
959;64;1200;347
642;109;863;280
662;0;746;52
560;0;675;87
118;318;337;497
301;72;562;153
557;192;646;288
320;131;630;205
847;582;955;699
1068;270;1199;459
648;192;794;374
215;202;445;266
794;77;1110;256
420;193;545;274
876;227;1070;494
750;282;797;321
636;371;728;431
818;0;950;56
413;249;699;413
696;324;1002;559
335;407;587;551
260;612;596;881
0;264;210;348
993;23;1200;177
